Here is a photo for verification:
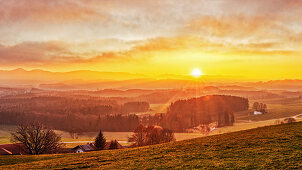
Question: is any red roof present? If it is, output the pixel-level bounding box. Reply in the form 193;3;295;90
104;141;123;150
72;141;124;152
73;143;96;152
0;143;27;155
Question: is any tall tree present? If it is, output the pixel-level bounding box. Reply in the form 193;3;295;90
95;129;106;150
11;122;63;155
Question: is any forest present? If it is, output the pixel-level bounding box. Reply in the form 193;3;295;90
0;95;248;133
0;97;150;115
141;95;249;132
0;96;147;133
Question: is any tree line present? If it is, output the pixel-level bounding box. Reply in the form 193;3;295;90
141;95;249;132
252;102;267;113
0;111;140;134
0;96;150;116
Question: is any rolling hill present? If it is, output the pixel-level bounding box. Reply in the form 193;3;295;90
0;122;301;169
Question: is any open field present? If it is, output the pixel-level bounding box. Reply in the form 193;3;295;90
1;114;301;148
134;103;170;115
234;97;302;121
0;122;301;169
146;97;302;122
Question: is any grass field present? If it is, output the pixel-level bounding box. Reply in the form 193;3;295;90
0;122;301;169
234;97;302;122
149;97;302;122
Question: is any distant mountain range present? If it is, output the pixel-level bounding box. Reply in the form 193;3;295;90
0;68;146;81
0;68;226;89
1;68;302;91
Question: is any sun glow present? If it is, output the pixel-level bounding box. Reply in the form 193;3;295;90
191;68;203;78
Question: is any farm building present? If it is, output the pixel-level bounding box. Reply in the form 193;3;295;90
72;141;123;153
72;143;96;153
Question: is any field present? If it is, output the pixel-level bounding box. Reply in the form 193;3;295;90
148;97;302;122
235;97;302;122
0;122;301;169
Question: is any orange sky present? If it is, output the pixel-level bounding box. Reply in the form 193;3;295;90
0;0;302;80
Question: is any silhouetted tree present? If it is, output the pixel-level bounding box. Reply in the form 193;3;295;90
129;125;175;146
253;102;259;111
129;124;145;146
252;102;267;113
95;129;106;150
10;122;63;155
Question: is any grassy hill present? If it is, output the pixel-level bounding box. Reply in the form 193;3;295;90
1;122;302;169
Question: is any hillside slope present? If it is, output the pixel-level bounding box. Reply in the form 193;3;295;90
1;122;302;169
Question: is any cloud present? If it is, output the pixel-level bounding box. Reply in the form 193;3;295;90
0;42;69;63
183;15;292;42
0;0;302;76
1;0;302;45
0;0;105;23
0;40;141;66
1;34;300;65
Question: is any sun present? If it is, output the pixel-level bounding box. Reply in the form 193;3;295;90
191;68;203;78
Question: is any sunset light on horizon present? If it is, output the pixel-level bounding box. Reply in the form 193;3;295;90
191;68;203;78
0;0;302;81
0;1;302;168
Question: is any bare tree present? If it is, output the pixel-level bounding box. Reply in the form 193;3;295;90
129;125;175;147
11;122;63;155
129;124;145;146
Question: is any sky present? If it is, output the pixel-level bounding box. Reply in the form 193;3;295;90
0;0;302;80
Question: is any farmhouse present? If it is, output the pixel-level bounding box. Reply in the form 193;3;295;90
254;111;263;115
72;142;124;153
72;143;96;153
